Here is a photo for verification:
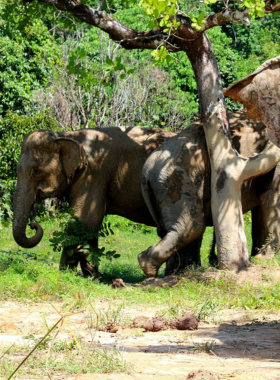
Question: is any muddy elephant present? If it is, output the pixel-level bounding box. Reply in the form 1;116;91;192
12;126;176;274
138;111;280;278
224;56;280;148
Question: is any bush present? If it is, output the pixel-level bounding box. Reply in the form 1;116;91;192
0;179;16;225
0;111;57;180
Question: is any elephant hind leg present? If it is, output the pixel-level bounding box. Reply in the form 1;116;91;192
59;237;100;277
165;237;202;276
59;248;80;271
251;205;280;259
79;255;100;277
209;231;218;266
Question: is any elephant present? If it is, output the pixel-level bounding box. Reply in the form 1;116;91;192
224;56;280;148
12;126;176;275
138;111;280;278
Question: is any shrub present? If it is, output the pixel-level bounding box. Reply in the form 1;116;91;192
50;207;120;266
0;179;16;225
0;111;57;180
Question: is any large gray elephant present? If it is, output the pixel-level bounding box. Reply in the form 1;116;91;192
138;111;280;278
12;126;176;274
224;56;280;148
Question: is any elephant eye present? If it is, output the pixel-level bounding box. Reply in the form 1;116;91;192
32;168;40;175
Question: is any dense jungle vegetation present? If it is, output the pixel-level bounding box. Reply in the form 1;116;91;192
0;3;280;167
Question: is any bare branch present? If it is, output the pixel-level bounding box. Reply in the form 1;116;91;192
97;0;104;11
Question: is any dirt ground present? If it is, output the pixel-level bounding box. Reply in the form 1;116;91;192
1;266;280;379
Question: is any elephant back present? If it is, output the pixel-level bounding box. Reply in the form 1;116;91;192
229;111;268;156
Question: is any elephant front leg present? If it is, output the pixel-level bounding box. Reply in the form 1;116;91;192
138;233;194;278
251;205;279;260
67;186;106;275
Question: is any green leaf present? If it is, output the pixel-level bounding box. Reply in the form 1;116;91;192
106;57;113;65
197;12;205;26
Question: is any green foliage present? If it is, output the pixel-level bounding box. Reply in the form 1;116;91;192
50;211;120;266
240;0;266;18
0;3;60;117
151;46;172;66
140;0;179;24
0;179;15;224
0;249;49;273
0;111;56;180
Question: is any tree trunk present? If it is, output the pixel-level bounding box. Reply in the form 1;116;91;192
184;33;280;270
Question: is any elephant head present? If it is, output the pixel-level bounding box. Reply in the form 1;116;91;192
224;56;280;147
13;131;88;248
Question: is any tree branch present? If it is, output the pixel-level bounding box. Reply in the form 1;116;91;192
201;8;250;32
243;141;280;180
264;0;280;12
31;0;280;55
35;0;180;51
200;1;280;32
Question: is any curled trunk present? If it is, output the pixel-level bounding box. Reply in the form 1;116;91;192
12;185;43;248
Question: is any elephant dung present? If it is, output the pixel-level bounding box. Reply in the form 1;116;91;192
169;311;198;330
132;312;198;332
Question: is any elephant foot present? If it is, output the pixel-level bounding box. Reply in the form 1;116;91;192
138;248;161;278
80;256;100;277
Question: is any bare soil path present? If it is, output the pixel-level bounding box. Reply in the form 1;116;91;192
1;298;280;380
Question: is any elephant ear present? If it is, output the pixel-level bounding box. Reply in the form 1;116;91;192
224;56;280;148
57;138;88;180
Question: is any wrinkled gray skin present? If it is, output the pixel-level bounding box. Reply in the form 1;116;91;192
12;126;176;275
139;111;280;278
224;56;280;148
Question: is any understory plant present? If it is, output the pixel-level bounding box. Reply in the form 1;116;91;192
0;179;16;226
50;208;120;266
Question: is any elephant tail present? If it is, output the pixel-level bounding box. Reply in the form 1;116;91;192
141;163;165;235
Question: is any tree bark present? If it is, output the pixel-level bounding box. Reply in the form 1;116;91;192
184;33;280;270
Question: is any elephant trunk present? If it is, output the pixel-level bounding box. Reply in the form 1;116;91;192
12;184;43;248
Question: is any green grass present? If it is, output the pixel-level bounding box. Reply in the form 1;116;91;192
1;214;280;314
1;214;280;377
0;344;128;378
